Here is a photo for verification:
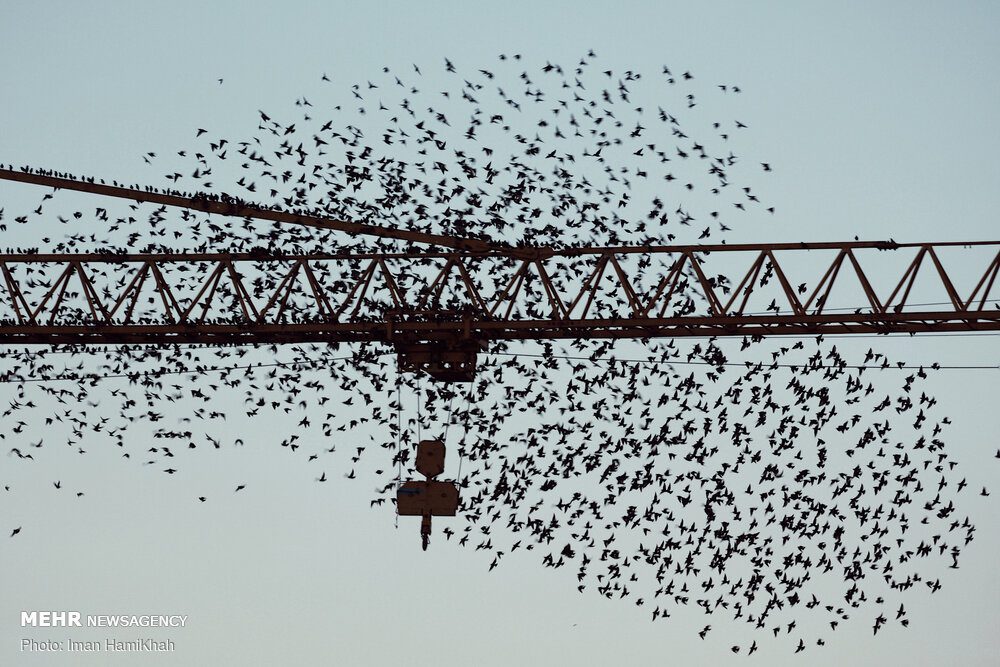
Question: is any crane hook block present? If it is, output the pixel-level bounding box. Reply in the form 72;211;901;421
397;438;457;549
416;439;446;478
396;480;459;516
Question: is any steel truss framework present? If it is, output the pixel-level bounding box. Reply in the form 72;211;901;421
0;167;998;356
0;242;996;346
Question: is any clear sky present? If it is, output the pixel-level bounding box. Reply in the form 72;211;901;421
1;2;998;665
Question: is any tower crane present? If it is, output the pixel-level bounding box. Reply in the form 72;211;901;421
0;166;997;382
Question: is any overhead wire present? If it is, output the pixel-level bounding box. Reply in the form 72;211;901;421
486;352;998;371
0;351;393;385
0;340;995;386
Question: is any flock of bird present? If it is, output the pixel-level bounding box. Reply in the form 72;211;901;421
0;52;982;654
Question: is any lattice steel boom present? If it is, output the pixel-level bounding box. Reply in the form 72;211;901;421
0;243;995;346
1;166;998;381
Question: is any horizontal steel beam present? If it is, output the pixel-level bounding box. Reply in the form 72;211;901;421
0;166;497;253
3;165;996;260
0;313;998;346
0;242;996;345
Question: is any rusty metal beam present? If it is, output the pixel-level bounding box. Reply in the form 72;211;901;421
0;242;996;346
0;313;997;346
0;167;497;253
3;167;998;261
